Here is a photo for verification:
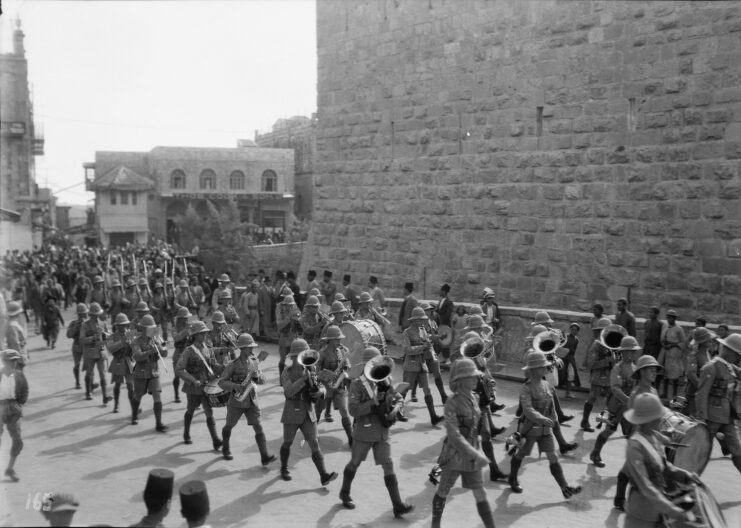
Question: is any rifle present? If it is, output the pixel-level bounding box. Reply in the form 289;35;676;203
142;260;153;297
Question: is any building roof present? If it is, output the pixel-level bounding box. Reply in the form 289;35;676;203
90;165;154;191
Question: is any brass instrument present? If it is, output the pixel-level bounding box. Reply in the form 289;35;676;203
364;355;405;427
297;349;323;399
331;349;350;390
600;324;628;361
532;330;565;355
461;335;487;359
371;306;391;327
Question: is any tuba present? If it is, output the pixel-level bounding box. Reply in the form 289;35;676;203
364;355;404;427
461;335;487;360
364;354;394;384
600;324;627;360
532;330;567;355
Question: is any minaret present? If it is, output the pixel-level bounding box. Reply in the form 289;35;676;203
13;18;25;56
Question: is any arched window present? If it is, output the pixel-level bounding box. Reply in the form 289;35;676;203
199;169;216;190
229;170;245;190
262;170;277;192
170;170;186;189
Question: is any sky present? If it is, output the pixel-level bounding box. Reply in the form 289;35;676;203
0;0;317;205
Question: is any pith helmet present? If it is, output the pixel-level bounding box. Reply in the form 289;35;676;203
175;307;191;319
138;314;157;328
76;303;89;315
532;311;553;325
618;336;642;351
322;325;346;341
135;301;150;313
358;292;373;304
522;351;550;371
218;273;230;282
289;338;310;357
236;333;258;348
211;311;226;324
633;355;663;373
113;313;130;326
89;302;103;315
304;295;320;307
189;321;209;336
329;301;348;314
464;315;484;330
624;393;667;424
6;301;23;317
93;275;104;284
408;306;428;321
451;358;481;382
592;317;612;331
717;333;741;356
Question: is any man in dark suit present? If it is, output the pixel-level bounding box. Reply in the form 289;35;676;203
398;282;418;332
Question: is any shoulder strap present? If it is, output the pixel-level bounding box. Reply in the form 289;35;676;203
189;345;214;376
630;431;664;467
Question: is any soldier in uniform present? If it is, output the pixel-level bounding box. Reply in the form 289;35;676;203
107;313;135;415
66;303;89;389
211;273;234;312
171;307;191;403
138;277;152;306
131;314;168;431
339;348;414;519
401;307;444;426
81;302;112;404
0;349;28;483
316;325;352;444
354;291;389;329
217;290;240;326
149;283;170;342
508;351;582;498
209;311;236;366
109;279;130;320
299;295;325;350
131;301;151;330
278;338;337;486
580;317;614;432
176;321;224;450
421;301;448;403
217;333;276;465
88;275;109;315
696;333;741;475
276;295;301;378
124;279;141;320
685;326;716;416
431;358;495;528
326;300;352;327
589;336;641;468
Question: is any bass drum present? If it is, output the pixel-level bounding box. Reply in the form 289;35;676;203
664;483;727;528
203;380;229;408
660;411;712;475
340;319;386;374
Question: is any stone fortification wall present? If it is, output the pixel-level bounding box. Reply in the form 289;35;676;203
303;0;741;324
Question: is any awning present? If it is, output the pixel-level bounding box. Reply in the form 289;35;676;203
0;207;22;222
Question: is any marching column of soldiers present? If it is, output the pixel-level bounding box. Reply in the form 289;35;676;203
2;246;741;528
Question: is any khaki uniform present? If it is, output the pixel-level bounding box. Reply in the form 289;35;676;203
696;357;741;457
436;392;486;493
218;354;265;426
132;335;167;397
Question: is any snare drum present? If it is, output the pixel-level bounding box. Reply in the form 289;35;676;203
660;411;712;474
664;483;728;528
340;319;387;373
203;380;229;408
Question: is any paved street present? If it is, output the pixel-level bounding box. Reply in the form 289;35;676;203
1;306;740;527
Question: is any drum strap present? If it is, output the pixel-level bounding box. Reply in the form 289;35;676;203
631;432;664;468
190;345;214;377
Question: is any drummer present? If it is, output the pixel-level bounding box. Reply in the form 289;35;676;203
622;393;701;527
176;321;225;451
316;325;353;445
408;302;447;405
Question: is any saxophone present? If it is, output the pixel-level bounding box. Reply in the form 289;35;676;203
234;361;258;402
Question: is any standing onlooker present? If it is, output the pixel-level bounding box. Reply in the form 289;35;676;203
435;284;453;328
0;348;29;482
366;276;385;310
131;469;174;528
179;480;210;528
41;297;64;349
642;306;664;360
398;282;418;332
0;290;6;348
559;322;581;394
5;302;27;360
342;275;359;313
614;298;636;337
658;309;686;401
480;290;500;332
319;270;337;307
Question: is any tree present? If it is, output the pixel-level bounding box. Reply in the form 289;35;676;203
174;200;257;280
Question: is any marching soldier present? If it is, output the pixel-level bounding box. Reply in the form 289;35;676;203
421;302;448;403
339;348;414;519
589;336;641;468
508;351;582;498
431;358;495;528
581;317;614;432
217;290;240;326
124;279;141;320
81;302;111;404
276;295;301;377
107;313;135;415
696;333;741;475
66;303;89;389
316;325;352;444
326;300;352;327
209;311;235;366
176;321;224;450
401;307;444;426
149;283;169;342
131;314;168;431
88;275;109;314
109;279;129;320
171;307;191;403
279;338;337;486
175;279;198;314
299;295;325;349
211;273;234;311
138;277;152;306
0;349;28;483
217;333;276;465
131;301;151;330
355;291;389;329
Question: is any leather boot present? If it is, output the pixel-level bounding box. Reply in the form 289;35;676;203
339;465;356;509
278;361;285;378
508;456;523;493
113;384;121;413
312;451;337;486
173;377;181;403
183;412;194;444
581;402;594;432
425;394;444;426
550;462;582;498
280;443;292;481
73;367;81;389
324;398;334;422
131;399;140;425
482;438;508;481
384;474;414;518
553;391;573;423
434;376;448;404
341;417;353;447
554;423;578;454
84;377;93;400
732;455;741;475
222;426;233;460
431;494;446;528
255;433;276;465
590;434;608;467
614;470;629;510
206;417;222;450
476;500;496;528
101;379;112;405
154;402;168;432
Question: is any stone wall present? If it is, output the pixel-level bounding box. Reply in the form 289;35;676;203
303;0;741;324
